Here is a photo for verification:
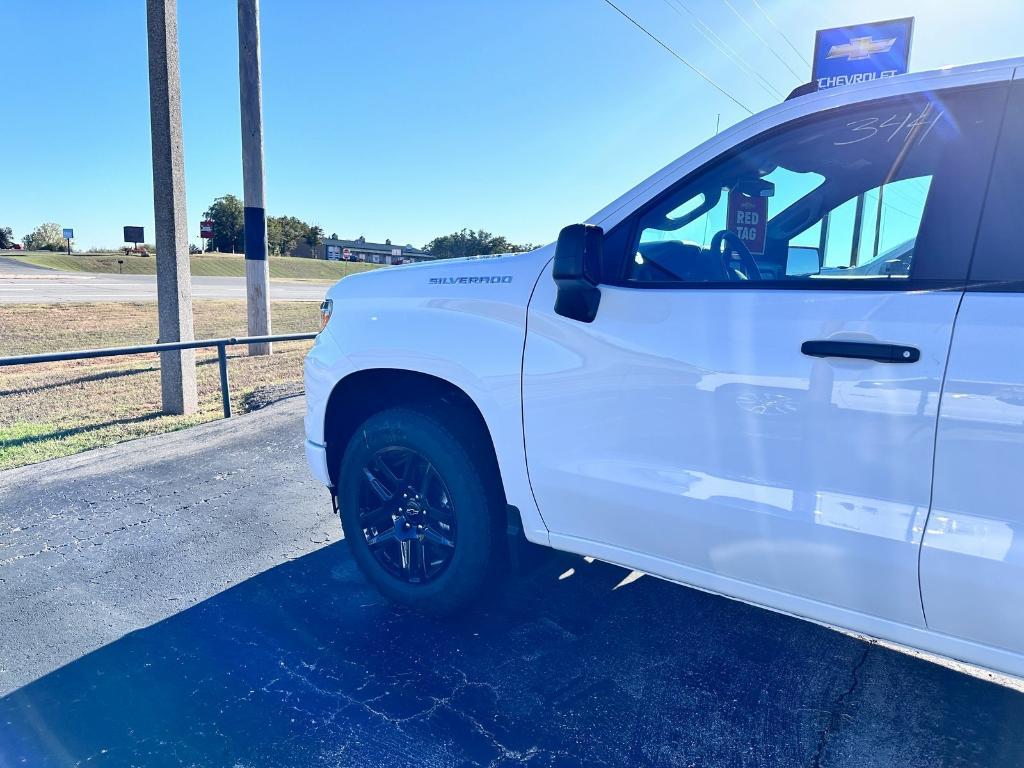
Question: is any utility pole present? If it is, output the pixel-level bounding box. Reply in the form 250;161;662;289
872;185;885;258
850;193;866;267
146;0;198;415
238;0;272;355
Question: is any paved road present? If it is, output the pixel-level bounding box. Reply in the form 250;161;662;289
1;399;1022;767
0;257;329;303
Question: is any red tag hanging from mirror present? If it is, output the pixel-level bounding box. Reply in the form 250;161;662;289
726;188;768;256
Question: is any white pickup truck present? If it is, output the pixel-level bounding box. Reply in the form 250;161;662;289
305;57;1024;679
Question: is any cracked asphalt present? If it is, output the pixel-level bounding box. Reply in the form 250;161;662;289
2;398;1023;767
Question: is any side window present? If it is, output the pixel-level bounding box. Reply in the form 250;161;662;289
969;81;1024;284
622;85;1005;286
818;175;931;276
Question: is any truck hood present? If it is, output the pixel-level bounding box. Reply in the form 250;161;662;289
324;245;554;303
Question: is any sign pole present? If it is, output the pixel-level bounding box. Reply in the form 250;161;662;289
238;0;272;356
872;186;885;258
146;0;198;415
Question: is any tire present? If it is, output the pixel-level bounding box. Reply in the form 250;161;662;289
337;406;504;615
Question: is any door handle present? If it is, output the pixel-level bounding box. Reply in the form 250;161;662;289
801;340;920;363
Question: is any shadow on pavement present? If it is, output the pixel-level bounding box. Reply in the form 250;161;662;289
2;543;1022;767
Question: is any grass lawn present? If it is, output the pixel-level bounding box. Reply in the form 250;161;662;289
7;251;379;281
0;301;320;470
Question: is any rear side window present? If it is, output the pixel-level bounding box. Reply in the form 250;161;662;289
969;80;1024;286
616;84;1007;287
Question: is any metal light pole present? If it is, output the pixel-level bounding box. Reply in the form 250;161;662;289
146;0;198;414
238;0;272;355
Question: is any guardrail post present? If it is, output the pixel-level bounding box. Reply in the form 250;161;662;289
217;343;232;418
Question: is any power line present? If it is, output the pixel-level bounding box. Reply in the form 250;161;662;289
720;0;805;83
661;1;782;102
600;0;754;115
661;0;785;101
748;0;811;68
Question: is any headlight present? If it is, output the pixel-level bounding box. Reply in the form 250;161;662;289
319;298;333;332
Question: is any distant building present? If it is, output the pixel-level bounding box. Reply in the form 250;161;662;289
316;236;432;265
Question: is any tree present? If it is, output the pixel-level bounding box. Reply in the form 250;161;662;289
305;225;324;255
0;227;14;249
268;215;311;256
22;222;66;252
203;194;244;253
423;229;535;260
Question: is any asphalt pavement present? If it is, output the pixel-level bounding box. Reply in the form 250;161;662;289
0;256;328;303
1;398;1023;767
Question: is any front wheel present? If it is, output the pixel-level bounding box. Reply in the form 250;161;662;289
337;407;503;615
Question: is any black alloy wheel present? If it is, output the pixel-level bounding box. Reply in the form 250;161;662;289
358;446;457;584
337;406;504;615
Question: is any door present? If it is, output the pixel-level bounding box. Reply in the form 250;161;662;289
922;79;1024;655
523;84;1007;626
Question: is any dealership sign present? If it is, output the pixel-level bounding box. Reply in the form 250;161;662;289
199;219;214;239
813;17;914;90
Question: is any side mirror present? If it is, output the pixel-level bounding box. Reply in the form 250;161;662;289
786;245;821;277
881;258;905;276
553;223;603;323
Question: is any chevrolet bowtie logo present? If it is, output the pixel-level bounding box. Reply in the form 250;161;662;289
826;36;897;61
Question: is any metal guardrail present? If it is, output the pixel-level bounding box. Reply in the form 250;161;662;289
0;333;318;418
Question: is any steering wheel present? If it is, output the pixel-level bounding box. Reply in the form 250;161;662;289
710;230;762;281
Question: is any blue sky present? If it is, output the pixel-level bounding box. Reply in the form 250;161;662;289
1;0;1022;250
